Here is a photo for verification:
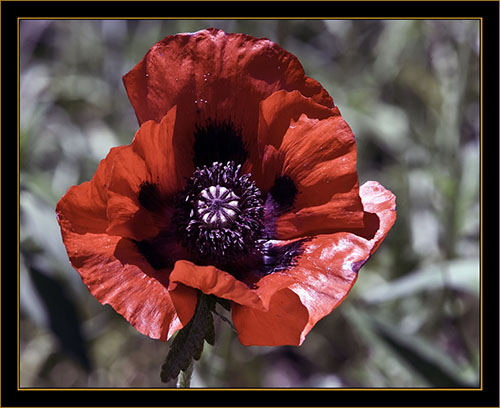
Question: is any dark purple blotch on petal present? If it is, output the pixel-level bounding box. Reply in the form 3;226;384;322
192;119;248;168
261;238;311;275
138;182;165;213
268;175;297;212
352;259;367;274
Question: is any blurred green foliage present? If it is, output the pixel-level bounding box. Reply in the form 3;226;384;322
20;19;480;387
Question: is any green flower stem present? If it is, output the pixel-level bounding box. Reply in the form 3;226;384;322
177;360;194;388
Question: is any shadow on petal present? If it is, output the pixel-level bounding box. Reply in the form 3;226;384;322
113;238;198;331
344;211;380;241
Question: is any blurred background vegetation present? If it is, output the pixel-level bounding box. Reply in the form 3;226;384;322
20;19;480;388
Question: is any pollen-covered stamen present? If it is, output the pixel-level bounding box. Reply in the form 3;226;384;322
197;185;240;228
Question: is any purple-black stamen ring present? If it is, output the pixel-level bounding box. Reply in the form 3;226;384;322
174;161;264;264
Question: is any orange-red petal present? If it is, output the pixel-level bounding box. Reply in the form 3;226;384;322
168;260;295;311
59;109;191;243
123;29;336;182
352;180;398;254
232;288;309;346
250;90;337;191
288;181;397;345
56;225;188;341
55;111;202;341
104;146;159;240
275;113;364;238
230;181;396;346
253;90;364;239
56;147;124;235
123;28;334;127
131;106;192;196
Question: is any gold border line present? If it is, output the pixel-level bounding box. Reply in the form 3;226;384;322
18;16;484;19
8;0;495;1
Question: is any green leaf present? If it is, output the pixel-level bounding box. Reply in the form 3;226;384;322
204;312;216;346
29;265;91;372
370;318;475;388
160;293;215;383
359;258;479;304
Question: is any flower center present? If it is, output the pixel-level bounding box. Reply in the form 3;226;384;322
174;161;264;265
197;186;240;228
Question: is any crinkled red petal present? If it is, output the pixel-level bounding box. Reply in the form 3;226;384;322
289;181;396;345
55;224;192;341
232;181;396;346
131;106;192;196
251;90;337;191
55;109;200;341
104;145;159;240
123;29;335;181
232;288;309;346
59;108;188;243
123;28;334;127
56;147;124;235
167;260;296;311
255;90;364;239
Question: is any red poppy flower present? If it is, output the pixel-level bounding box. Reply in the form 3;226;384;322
56;28;396;347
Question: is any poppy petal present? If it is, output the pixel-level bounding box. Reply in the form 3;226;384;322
231;288;309;346
87;111;192;241
255;91;364;239
104;146;160;240
281;115;360;210
258;90;338;151
251;90;338;191
229;181;395;346
168;260;296;311
56;226;191;341
56;147;124;235
353;180;398;254
131;106;192;196
287;181;396;345
123;28;334;127
123;29;335;180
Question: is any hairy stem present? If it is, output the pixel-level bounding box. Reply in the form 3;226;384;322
177;360;194;388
